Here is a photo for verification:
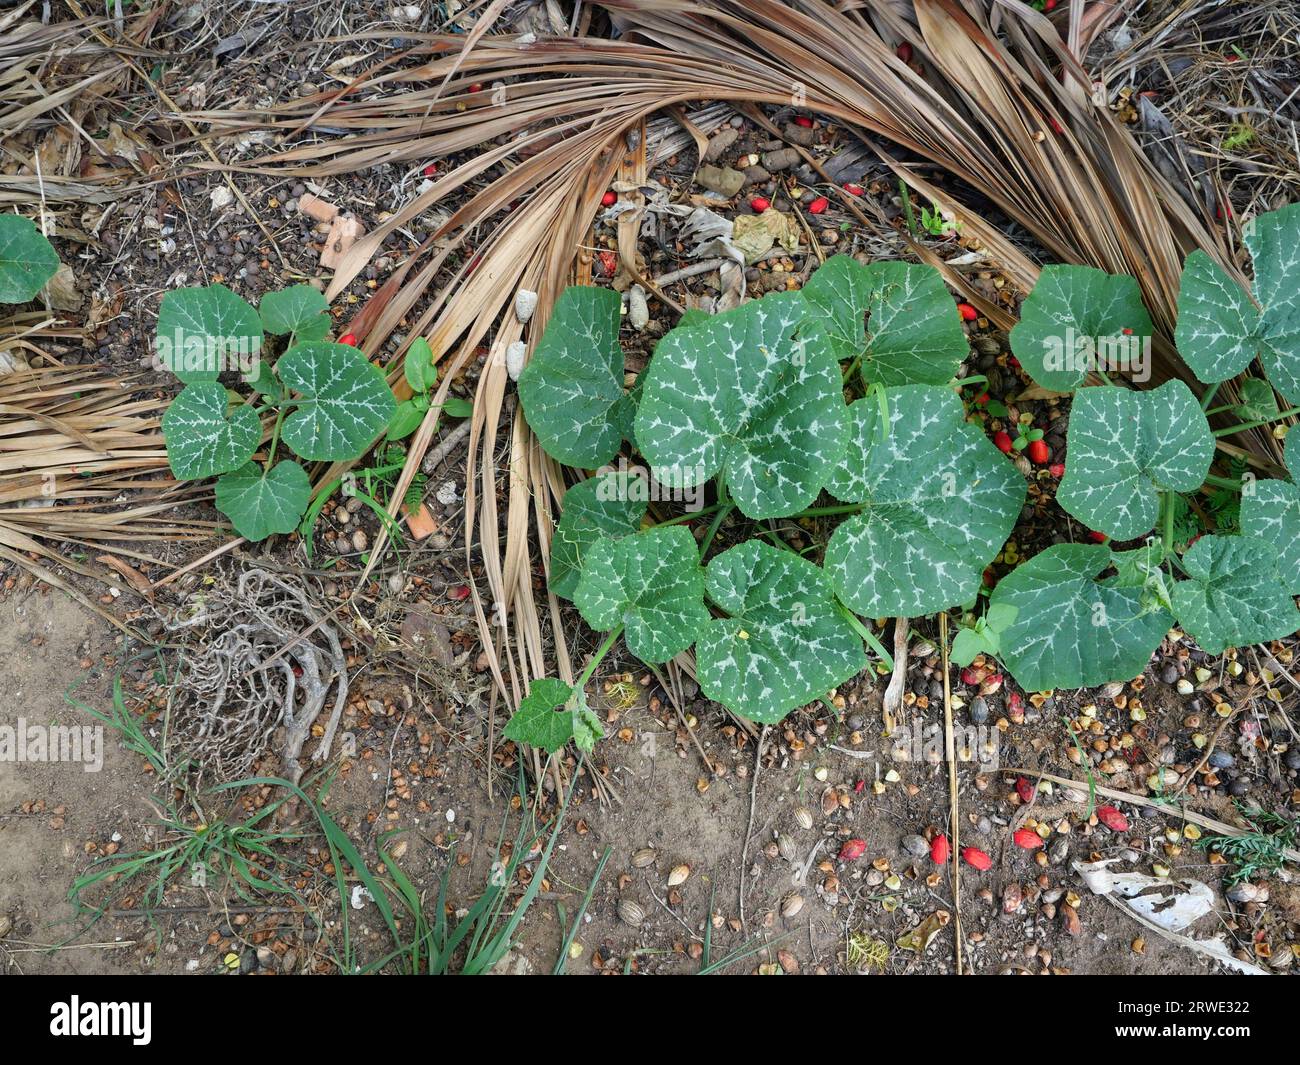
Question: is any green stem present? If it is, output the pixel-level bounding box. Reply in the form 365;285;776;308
1212;406;1300;437
1200;382;1221;411
792;503;866;518
264;406;287;470
898;178;917;237
1204;473;1243;490
837;605;895;672
1161;490;1176;558
576;626;623;692
652;502;725;528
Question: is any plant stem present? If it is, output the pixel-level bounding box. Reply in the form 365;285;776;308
1204;473;1244;490
576;626;623;692
898;178;917;237
700;477;733;554
1161;490;1176;558
1200;382;1221;410
837;605;895;672
652;501;725;528
792;503;866;518
264;406;287;470
1212;406;1300;437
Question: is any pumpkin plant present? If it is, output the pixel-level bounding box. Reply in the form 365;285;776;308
156;283;396;541
512;260;1023;751
510;205;1300;755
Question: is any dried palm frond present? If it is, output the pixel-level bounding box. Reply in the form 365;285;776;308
0;361;210;619
185;1;1288;727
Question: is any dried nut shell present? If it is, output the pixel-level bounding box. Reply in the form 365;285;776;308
631;847;657;868
777;834;798;862
617;899;646;927
667;864;690;887
793;806;814;830
781;892;805;919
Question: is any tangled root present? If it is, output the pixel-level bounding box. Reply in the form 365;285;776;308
160;567;348;784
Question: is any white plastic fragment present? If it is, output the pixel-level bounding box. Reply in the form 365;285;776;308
1074;858;1213;931
506;340;527;381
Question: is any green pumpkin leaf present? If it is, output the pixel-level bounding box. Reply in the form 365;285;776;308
156;283;263;383
990;543;1172;691
696;540;866;724
1110;541;1174;612
403;337;436;394
502;678;578;754
277;341;396;461
259;285;330;340
574;525;708;664
1057;380;1213;540
800;256;969;385
1174;251;1260;383
549;472;647;600
1240;438;1300;594
1247;203;1300;403
161;382;262;480
215;460;311;541
518;286;632;468
1236;377;1278;422
823;385;1024;616
1010;265;1154;392
1171;535;1300;654
0;214;59;303
635;291;848;519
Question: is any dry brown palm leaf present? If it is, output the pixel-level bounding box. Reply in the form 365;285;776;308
0;363;209;602
186;1;1288;733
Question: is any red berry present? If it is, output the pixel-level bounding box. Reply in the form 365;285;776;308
896;42;913;64
1027;439;1050;464
1015;776;1036;804
468;82;482;93
596;250;618;276
838;838;867;862
1013;828;1044;850
808;196;829;215
993;430;1014;454
1087;530;1108;543
749;196;771;212
793;116;813;128
338;332;357;347
1097;805;1130;832
957;302;978;322
1044;0;1057;10
974;392;990;406
601;190;617;207
961;846;992;871
422;163;438;178
1049;462;1065;478
842;182;864;196
930;833;950;864
1121;327;1134;335
448;584;471;601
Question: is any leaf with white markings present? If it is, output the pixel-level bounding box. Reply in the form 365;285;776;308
518;286;633;468
696;540;866;724
1010;265;1154;392
278;342;396;461
1171;535;1300;654
1248;204;1300;402
1175;251;1260;383
634;291;848;519
1241;429;1300;594
1057;380;1213;540
823;386;1024;616
161;383;261;480
801;256;969;385
575;525;708;664
259;285;330;341
991;544;1172;691
156;283;263;383
215;460;311;541
549;473;648;600
0;215;59;303
1235;377;1278;422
